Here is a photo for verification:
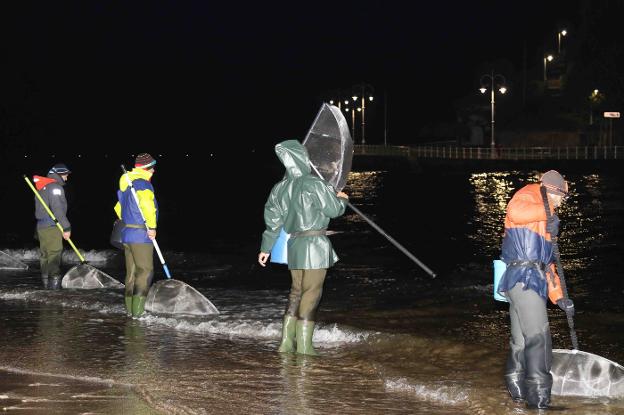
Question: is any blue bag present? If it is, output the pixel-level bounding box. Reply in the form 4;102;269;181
493;259;509;302
270;228;290;264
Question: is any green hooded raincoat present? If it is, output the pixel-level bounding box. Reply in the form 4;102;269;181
261;140;348;270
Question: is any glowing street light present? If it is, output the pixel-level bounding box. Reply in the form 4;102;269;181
479;71;507;152
352;83;374;144
558;29;567;53
543;54;554;83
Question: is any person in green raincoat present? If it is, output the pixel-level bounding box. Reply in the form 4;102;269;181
258;140;349;356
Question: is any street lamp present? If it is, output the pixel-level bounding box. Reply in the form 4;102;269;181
352;83;374;144
479;71;507;151
543;54;554;84
344;106;356;142
557;29;567;53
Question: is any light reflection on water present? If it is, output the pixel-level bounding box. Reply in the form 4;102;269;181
1;168;623;414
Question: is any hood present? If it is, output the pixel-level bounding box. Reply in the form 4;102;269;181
33;173;63;190
275;140;311;179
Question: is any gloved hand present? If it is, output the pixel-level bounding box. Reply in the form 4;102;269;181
546;214;560;237
557;298;575;316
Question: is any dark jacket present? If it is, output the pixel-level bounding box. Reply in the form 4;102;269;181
33;172;71;231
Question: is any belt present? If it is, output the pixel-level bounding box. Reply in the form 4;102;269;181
507;260;547;271
124;224;145;229
289;229;327;238
507;260;556;287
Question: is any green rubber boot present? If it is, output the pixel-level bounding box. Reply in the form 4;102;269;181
296;320;318;356
125;296;133;316
278;315;297;353
132;295;147;317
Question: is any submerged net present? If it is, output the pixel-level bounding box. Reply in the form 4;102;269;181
552;349;624;398
145;279;219;316
0;250;29;270
61;264;124;289
302;103;353;192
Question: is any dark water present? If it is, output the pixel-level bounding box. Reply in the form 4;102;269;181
1;155;623;414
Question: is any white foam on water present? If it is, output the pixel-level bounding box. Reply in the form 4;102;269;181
0;290;123;315
385;377;469;406
139;314;371;346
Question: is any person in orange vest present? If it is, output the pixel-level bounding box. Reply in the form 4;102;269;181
497;170;575;409
33;163;72;290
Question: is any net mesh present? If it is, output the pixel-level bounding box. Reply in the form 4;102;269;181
552;349;624;397
145;279;219;316
61;264;124;289
303;104;353;191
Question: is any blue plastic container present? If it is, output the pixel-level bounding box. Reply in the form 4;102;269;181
270;228;290;264
493;259;509;302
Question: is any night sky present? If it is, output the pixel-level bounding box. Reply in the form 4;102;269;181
2;1;583;155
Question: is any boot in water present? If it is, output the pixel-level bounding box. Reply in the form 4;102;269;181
125;296;133;317
525;379;551;409
41;273;49;290
278;315;297;353
505;372;526;402
296;320;318;356
132;295;147;317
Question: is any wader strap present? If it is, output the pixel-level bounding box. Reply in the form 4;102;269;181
290;229;327;239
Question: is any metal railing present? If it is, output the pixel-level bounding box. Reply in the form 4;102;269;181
354;145;623;160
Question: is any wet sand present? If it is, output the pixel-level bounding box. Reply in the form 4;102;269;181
0;367;160;414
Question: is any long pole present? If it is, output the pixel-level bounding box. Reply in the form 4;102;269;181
23;175;86;263
309;163;436;278
541;186;578;350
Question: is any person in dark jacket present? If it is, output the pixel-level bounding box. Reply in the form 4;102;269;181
114;153;158;317
497;170;575;409
258;140;348;355
33;163;72;290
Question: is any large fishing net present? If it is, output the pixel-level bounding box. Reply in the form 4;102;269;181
302;103;353;192
0;251;28;270
145;279;219;316
552;349;624;398
61;264;124;289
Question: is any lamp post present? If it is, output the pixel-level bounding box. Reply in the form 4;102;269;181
543;54;554;84
352;83;374;144
557;29;567;54
479;71;507;152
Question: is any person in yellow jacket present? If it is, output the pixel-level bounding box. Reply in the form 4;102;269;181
497;170;574;409
114;153;158;317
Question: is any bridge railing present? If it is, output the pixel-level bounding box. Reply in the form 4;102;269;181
354;145;623;160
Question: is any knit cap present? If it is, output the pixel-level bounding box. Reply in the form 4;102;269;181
135;153;156;169
540;170;568;196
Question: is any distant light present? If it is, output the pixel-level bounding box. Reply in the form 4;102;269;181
24;154;28;158
561;29;567;36
78;154;82;158
344;100;349;105
479;87;487;94
210;153;214;157
352;96;358;101
593;89;599;95
369;96;374;101
499;87;507;94
329;100;334;105
159;154;163;157
357;107;362;112
345;107;349;112
52;154;55;158
186;154;189;157
546;55;554;61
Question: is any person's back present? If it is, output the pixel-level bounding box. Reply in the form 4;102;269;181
258;140;348;355
33;163;72;290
